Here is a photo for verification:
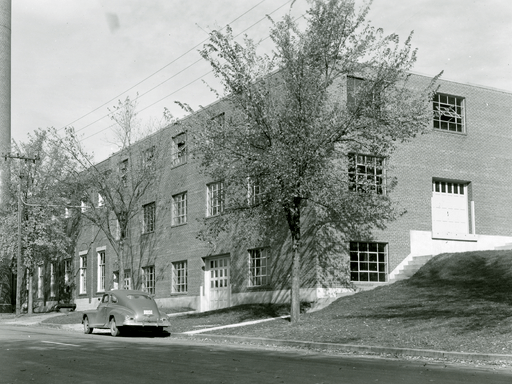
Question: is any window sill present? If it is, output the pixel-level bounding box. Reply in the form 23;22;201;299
433;128;467;136
170;292;188;296
171;222;187;228
247;285;271;290
142;231;155;236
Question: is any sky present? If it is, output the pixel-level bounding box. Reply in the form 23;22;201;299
11;0;512;162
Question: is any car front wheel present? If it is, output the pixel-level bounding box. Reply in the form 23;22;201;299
109;318;121;337
83;316;93;334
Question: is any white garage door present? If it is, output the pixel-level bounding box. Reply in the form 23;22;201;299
431;181;469;236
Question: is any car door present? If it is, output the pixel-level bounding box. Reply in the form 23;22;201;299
95;293;111;327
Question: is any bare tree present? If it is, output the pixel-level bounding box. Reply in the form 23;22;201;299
54;97;172;291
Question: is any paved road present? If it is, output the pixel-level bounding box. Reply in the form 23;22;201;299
1;325;511;383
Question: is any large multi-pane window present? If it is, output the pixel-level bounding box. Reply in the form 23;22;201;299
207;182;224;217
172;261;188;293
142;266;156;294
433;93;465;133
172;192;187;225
249;248;269;287
348;154;385;194
79;253;87;294
350;242;387;282
171;133;187;166
97;250;105;292
143;202;156;233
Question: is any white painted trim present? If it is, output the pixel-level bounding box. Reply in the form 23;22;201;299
96;245;106;252
471;200;476;234
79;250;88;255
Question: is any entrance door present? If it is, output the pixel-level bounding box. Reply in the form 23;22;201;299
206;256;230;310
431;180;469;236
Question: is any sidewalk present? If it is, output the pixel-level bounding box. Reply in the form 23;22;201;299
2;311;512;364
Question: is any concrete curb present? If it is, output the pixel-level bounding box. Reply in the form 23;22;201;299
174;333;512;363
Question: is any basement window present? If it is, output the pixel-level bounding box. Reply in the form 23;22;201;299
350;242;387;282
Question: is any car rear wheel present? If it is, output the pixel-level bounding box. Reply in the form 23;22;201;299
109;318;121;337
83;316;93;334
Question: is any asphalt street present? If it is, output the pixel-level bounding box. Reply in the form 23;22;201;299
1;325;512;383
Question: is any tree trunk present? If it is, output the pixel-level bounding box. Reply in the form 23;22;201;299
28;271;33;315
118;239;125;289
285;197;302;323
290;235;301;323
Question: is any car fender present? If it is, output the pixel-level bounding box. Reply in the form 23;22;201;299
108;307;134;326
83;310;101;327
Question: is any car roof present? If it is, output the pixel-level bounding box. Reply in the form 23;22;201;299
104;290;150;297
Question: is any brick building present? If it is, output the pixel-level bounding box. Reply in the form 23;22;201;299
65;73;512;312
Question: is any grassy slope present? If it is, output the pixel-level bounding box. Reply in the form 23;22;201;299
44;250;512;354
194;250;512;354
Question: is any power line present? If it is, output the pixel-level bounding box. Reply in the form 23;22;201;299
58;0;273;133
74;0;296;142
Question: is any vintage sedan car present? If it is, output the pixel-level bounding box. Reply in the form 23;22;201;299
82;290;170;336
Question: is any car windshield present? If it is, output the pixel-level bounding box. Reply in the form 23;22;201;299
126;294;152;300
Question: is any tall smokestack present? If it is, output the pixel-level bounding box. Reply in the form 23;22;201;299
0;0;10;313
0;0;10;208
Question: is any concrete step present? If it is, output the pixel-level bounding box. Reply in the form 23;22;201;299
392;255;433;282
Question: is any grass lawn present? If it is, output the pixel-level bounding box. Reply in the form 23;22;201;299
173;250;512;354
42;250;512;354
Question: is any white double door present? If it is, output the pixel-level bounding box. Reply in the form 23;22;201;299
205;256;230;310
431;182;469;236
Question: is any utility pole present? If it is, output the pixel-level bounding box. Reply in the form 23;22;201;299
4;153;38;315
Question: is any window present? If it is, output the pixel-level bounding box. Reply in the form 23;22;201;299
348;154;385;194
249;248;269;287
350;242;387;282
171;133;187;166
124;271;132;290
64;259;72;288
98;193;105;207
50;263;56;297
79;253;87;294
112;218;121;241
172;261;187;293
114;270;131;290
37;266;44;299
207;182;224;217
97;250;105;292
172;192;187;225
143;146;155;169
248;179;264;206
119;159;128;186
212;112;225;128
81;200;89;213
433;180;465;195
347;76;382;113
113;271;119;290
142;266;155;294
433;93;465;133
143;202;155;233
